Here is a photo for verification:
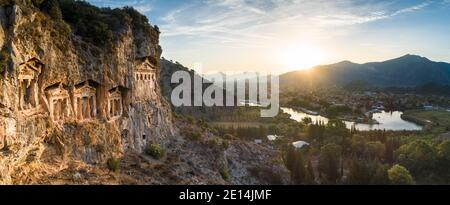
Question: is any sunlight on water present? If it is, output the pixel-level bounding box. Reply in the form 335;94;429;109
281;108;422;131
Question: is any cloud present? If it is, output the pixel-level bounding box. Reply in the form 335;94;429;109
313;1;431;26
156;0;431;47
87;0;445;72
87;0;431;46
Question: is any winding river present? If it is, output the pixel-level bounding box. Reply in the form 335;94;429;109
281;108;423;131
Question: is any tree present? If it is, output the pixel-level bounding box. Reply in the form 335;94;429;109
285;145;307;184
304;160;316;185
369;159;389;185
318;143;341;184
347;158;370;185
388;164;415;185
285;145;296;171
325;119;352;154
32;0;46;6
366;141;385;160
46;0;63;20
292;153;306;184
307;124;325;146
351;135;367;157
437;140;450;176
394;140;437;176
302;117;312;125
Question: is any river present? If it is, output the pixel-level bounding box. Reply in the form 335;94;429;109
281;107;423;131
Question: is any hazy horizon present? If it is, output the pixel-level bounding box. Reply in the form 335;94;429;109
88;0;450;73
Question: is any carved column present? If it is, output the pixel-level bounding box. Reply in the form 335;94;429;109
49;97;54;122
77;97;82;120
55;99;60;121
19;80;23;110
66;98;71;119
119;98;123;116
92;96;96;118
111;99;116;117
107;99;111;118
33;81;39;108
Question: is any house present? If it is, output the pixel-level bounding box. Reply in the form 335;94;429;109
424;105;437;111
292;141;310;150
267;135;282;141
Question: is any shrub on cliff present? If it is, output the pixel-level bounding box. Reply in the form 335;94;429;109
145;144;166;160
0;47;10;74
0;0;16;6
39;0;63;20
56;0;155;47
222;140;230;150
188;130;202;141
220;168;230;181
107;157;120;172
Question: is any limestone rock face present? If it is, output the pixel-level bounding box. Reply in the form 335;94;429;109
0;3;290;185
0;4;173;184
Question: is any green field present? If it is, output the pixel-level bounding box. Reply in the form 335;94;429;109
402;110;450;134
209;122;270;128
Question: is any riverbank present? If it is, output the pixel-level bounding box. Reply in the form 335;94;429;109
282;108;423;131
287;106;378;125
401;110;450;134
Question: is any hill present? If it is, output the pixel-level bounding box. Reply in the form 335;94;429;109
280;54;450;91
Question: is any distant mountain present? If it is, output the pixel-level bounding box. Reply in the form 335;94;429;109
280;54;450;91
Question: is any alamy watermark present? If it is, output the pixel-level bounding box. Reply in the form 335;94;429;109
170;66;279;117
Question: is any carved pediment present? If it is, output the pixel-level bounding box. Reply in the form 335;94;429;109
46;86;69;99
135;56;157;72
74;81;97;97
19;67;38;80
19;58;44;79
108;88;121;99
19;58;43;80
75;85;96;97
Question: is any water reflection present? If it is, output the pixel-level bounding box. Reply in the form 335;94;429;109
281;108;422;131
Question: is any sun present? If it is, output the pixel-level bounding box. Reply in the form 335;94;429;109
281;44;326;70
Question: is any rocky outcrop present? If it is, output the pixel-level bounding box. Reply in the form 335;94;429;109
0;3;173;184
0;2;290;185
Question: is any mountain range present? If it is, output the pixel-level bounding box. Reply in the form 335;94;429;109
279;54;450;91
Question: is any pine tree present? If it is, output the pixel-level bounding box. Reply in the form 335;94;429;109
305;159;316;185
292;153;306;184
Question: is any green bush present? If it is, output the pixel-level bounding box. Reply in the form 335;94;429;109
186;116;195;124
187;129;202;141
145;143;166;160
220;168;230;181
222;140;230;150
0;47;10;73
107;157;120;172
0;0;16;7
388;164;415;185
82;134;92;146
57;0;155;47
95;144;105;154
222;134;234;140
208;138;219;148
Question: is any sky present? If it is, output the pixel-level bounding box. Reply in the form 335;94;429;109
87;0;450;74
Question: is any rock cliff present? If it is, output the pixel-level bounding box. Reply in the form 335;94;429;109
0;1;173;184
0;1;289;185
